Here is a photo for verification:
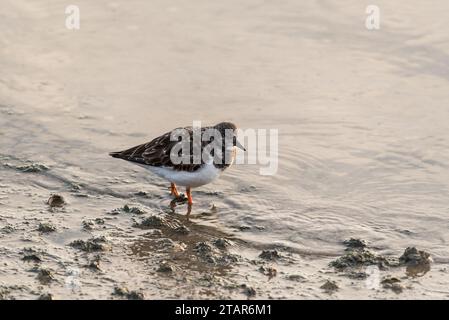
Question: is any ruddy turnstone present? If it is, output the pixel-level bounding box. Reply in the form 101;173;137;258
109;122;245;206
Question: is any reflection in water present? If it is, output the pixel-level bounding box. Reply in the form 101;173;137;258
405;263;431;278
169;197;192;219
129;207;240;276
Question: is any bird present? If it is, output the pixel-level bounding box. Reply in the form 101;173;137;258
109;122;246;207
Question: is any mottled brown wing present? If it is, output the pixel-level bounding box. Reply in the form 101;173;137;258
109;127;203;172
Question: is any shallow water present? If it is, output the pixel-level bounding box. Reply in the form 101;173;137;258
1;0;449;299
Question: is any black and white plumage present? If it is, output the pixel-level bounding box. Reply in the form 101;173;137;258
109;122;245;204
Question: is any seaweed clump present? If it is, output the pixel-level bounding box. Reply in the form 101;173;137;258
135;215;168;228
399;247;432;277
21;248;43;263
133;214;186;232
0;287;11;300
320;280;339;293
399;247;431;266
259;266;277;279
86;255;102;271
36;268;55;284
330;249;390;270
70;236;110;252
381;276;404;294
113;287;144;300
38;293;54;300
259;250;281;261
330;239;391;270
47;195;65;208
193;242;239;266
122;205;146;215
343;238;366;251
213;238;232;249
157;262;175;273
241;284;256;297
37;223;56;233
109;204;146;215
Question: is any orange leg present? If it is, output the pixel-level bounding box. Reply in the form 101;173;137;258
170;183;180;197
186;187;193;219
186;187;193;205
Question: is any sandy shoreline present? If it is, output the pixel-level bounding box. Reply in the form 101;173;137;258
1;0;449;299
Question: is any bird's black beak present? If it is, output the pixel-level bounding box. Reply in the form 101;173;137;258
235;138;246;151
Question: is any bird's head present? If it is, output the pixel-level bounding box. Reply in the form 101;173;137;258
214;122;246;151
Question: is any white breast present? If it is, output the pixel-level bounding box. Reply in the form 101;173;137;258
144;163;222;188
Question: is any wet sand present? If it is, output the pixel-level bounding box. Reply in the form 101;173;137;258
1;0;449;299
